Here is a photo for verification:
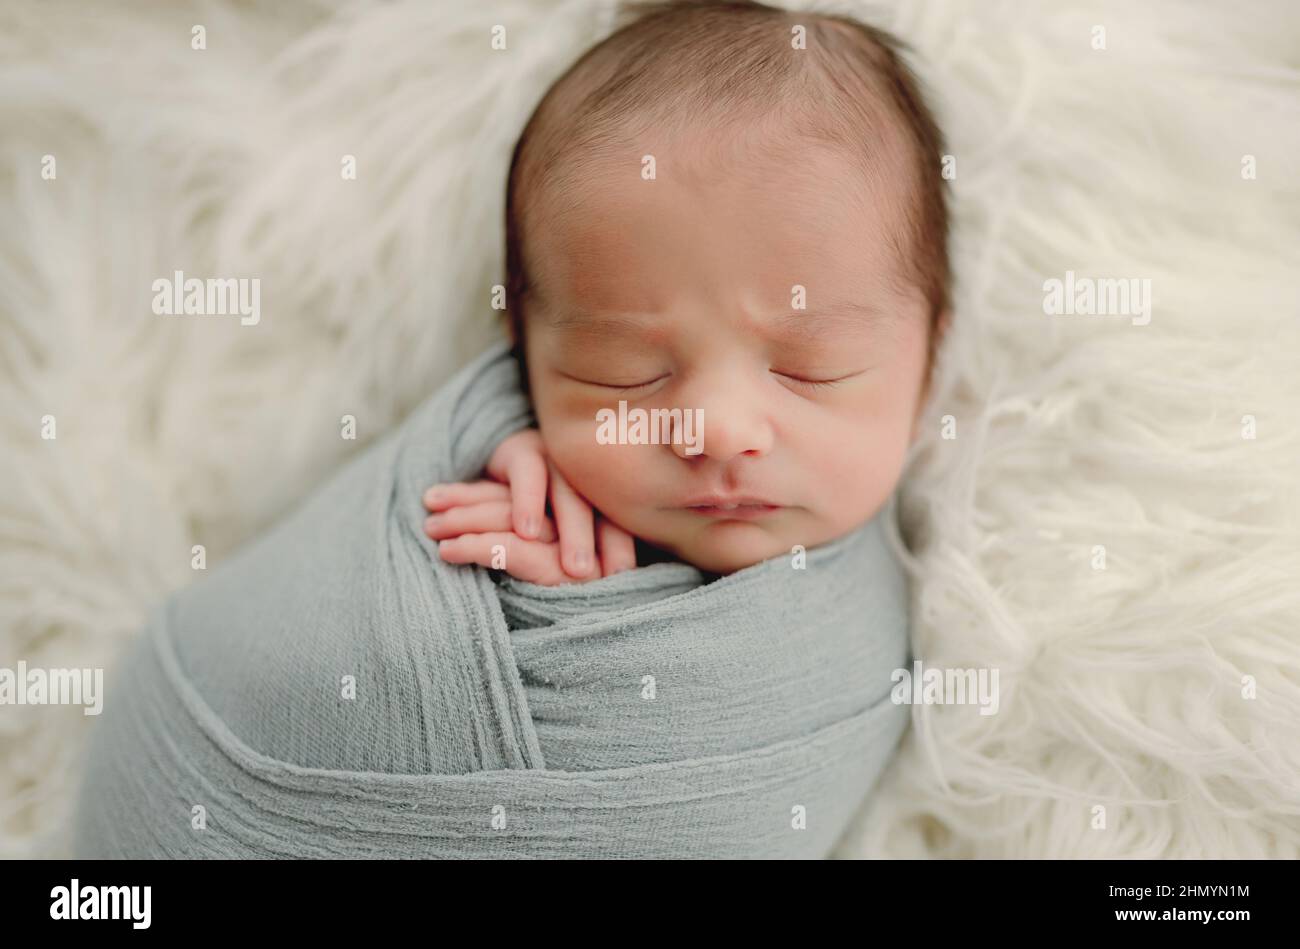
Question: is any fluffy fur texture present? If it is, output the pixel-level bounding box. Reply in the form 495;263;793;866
1;0;1297;858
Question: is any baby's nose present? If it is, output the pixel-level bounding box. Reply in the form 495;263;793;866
668;387;773;462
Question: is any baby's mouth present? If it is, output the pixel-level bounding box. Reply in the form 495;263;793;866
679;497;783;519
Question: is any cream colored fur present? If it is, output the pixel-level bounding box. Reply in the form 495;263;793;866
1;0;1296;857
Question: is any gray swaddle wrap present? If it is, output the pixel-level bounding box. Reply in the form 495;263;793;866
75;340;911;858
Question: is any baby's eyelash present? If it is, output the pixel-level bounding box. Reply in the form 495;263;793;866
775;372;850;391
595;375;668;391
571;371;856;393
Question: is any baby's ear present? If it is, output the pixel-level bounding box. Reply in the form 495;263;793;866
921;306;952;398
909;388;927;445
910;309;950;439
504;307;521;348
933;307;952;349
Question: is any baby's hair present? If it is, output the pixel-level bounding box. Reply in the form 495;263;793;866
503;0;950;372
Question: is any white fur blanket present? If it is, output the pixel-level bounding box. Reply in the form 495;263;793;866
2;0;1297;858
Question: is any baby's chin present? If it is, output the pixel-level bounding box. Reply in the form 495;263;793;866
649;519;801;575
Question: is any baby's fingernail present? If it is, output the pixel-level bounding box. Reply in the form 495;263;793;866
522;516;538;537
573;551;591;573
424;487;443;504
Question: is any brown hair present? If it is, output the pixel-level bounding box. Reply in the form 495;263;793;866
503;0;950;375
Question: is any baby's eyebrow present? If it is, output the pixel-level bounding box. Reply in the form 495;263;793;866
548;301;891;344
765;302;894;342
549;311;661;336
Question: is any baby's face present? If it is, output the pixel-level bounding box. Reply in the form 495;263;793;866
520;134;931;574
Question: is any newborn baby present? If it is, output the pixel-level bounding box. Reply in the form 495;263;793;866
425;0;949;583
75;0;951;861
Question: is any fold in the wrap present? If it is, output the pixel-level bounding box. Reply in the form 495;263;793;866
74;340;911;858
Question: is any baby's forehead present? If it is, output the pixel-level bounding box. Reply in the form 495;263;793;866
524;122;918;310
505;6;949;339
537;295;908;350
533;93;914;212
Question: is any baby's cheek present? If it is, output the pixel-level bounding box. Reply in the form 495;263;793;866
818;427;905;523
546;420;644;509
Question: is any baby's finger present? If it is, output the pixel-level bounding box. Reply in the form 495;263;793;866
436;533;569;586
423;480;510;512
424;502;557;542
491;439;548;541
596;515;638;576
548;462;598;579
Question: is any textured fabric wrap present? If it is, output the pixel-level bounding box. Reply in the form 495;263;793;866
74;341;911;858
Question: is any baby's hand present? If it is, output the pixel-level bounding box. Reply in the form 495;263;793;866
422;429;637;585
